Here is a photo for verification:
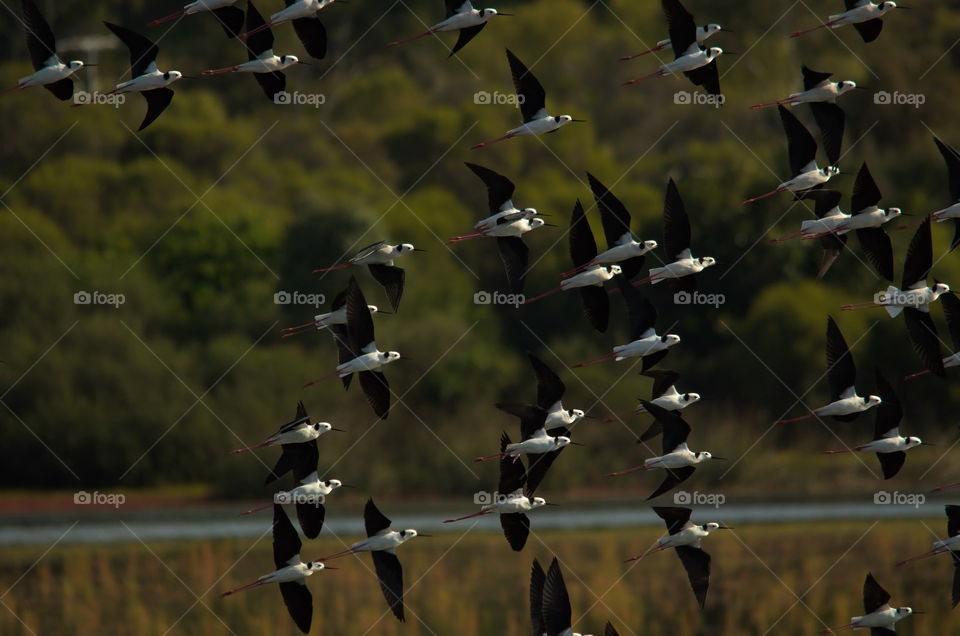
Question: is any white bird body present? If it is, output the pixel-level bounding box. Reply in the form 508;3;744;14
474;207;536;231
506;110;576;137
560;265;621;290
638;386;701;412
814;388;882;417
485;217;545;237
232;50;299;73
258;558;326;585
779;162;839;192
270;0;335;24
943;351;960;369
506;429;572;456
653;24;722;50
276;474;343;503
482;492;546;515
657;521;722;549
591;239;658;266
18;58;82;89
875;283;950;317
613;330;680;361
266;421;333;446
659;45;723;75
847;606;913;629
854;436;921;453
932;202;960;221
432;7;500;31
845;206;901;230
350;529;419;553
829;1;899;26
784;81;856;105
113;63;182;94
801;209;851;236
544;405;584;429
932;535;960;552
645;443;714;469
350;243;417;267
336;346;400;376
649;250;716;282
313;304;378;329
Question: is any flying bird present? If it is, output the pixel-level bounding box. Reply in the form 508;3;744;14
280;286;382;339
496;351;588;431
606;401;723;500
444;432;556;551
605;370;701;431
575;276;680;369
386;1;510;55
231;400;342;460
625;506;731;609
7;0;89;101
303;277;401;419
148;0;245;38
818;573;917;634
103;22;182;131
822;369;928;478
221;504;331;634
776;317;882;423
743;106;840;204
313;241;425;312
620;20;725;61
474;406;574;468
237;0;333;59
201;1;308;101
449;210;548;295
624;0;728;97
462;162;541;232
930;136;960;250
791;1;909;42
317;499;427;622
531;558;611;636
896;505;960;607
472;48;584;148
906;290;960;379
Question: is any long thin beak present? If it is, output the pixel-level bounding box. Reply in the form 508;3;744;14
582;415;600;420
377;310;394;315
570;441;586;447
83;64;98;67
722;51;737;55
711;456;727;460
180;75;198;80
720;28;733;32
921;442;936;446
497;12;513;15
298;61;311;65
543;223;559;227
339;484;356;488
570;119;587;123
323;566;338;570
545;502;560;506
897;5;912;8
413;248;428;252
854;86;871;90
717;524;734;529
418;534;432;538
331;427;346;432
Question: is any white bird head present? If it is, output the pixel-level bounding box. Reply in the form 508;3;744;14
696;451;718;462
609;264;623;275
884;207;902;219
554;114;586;127
894;606;913;617
879;1;899;12
837;80;857;95
531;496;548;509
555;436;573;449
569;408;585;421
865;395;883;406
307;561;328;571
664;333;681;346
705;23;723;34
684;392;701;404
824;166;841;177
368;304;379;315
68;60;84;70
326;478;343;489
702;522;728;533
383;351;402;363
903;436;923;449
706;47;724;60
642;239;658;252
933;282;951;298
699;256;717;269
314;422;333;434
280;54;300;67
529;217;547;230
480;8;501;18
399;529;420;541
523;207;538;217
398;243;416;253
164;70;183;83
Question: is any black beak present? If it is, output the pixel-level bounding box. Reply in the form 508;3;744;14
324;566;338;570
712;456;727;460
582;415;600;420
921;442;935;446
82;64;98;67
297;61;311;65
339;484;356;488
331;427;346;432
570;441;586;447
545;502;560;506
717;524;734;529
570;119;587;123
720;28;733;32
418;534;432;538
413;248;428;252
377;310;394;315
497;12;513;15
543;223;559;227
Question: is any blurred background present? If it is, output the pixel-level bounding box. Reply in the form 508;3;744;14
2;0;960;633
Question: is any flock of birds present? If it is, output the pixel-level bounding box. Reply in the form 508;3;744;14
8;0;960;632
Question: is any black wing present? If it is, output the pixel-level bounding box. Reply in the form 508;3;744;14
542;559;573;636
941;291;960;351
293;17;327;59
497;236;529;295
212;6;245;38
855;227;893;282
667;272;697;295
675;545;711;609
684;60;721;97
852;18;883;43
364;498;392;537
952;551;960;608
278;582;313;634
605;622;621;636
264;441;318;484
358;370;391;419
450;23;485;56
642;400;691;454
138;87;175;131
615;276;657;341
244;1;274;55
934;136;960;202
851;163;882;213
530;559;547;636
346;276;375;351
103;22;159;78
809;102;844;166
801;65;833;91
272;504;302;569
330;324;354;390
254;71;286;101
817;232;847;280
466;162;515;213
904;308;945;378
528;352;564;410
639;419;664;442
653;505;693;535
296;501;325;539
498;432;527;495
647;466;696;500
663;178;691;261
42;77;73;101
778;105;818;176
368;263;404;312
371;550;405;622
644;370;681;400
825;316;856;402
876;451;906;480
873;369;900;440
902;217;932;290
506;48;546;122
579;285;610;333
641;348;670;372
662;0;698;58
863;573;891;614
569;199;598;267
22;0;58;70
500;512;530;551
525;448;562;496
948;505;960;538
588;172;633;249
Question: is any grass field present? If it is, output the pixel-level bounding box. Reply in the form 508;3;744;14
0;518;956;635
